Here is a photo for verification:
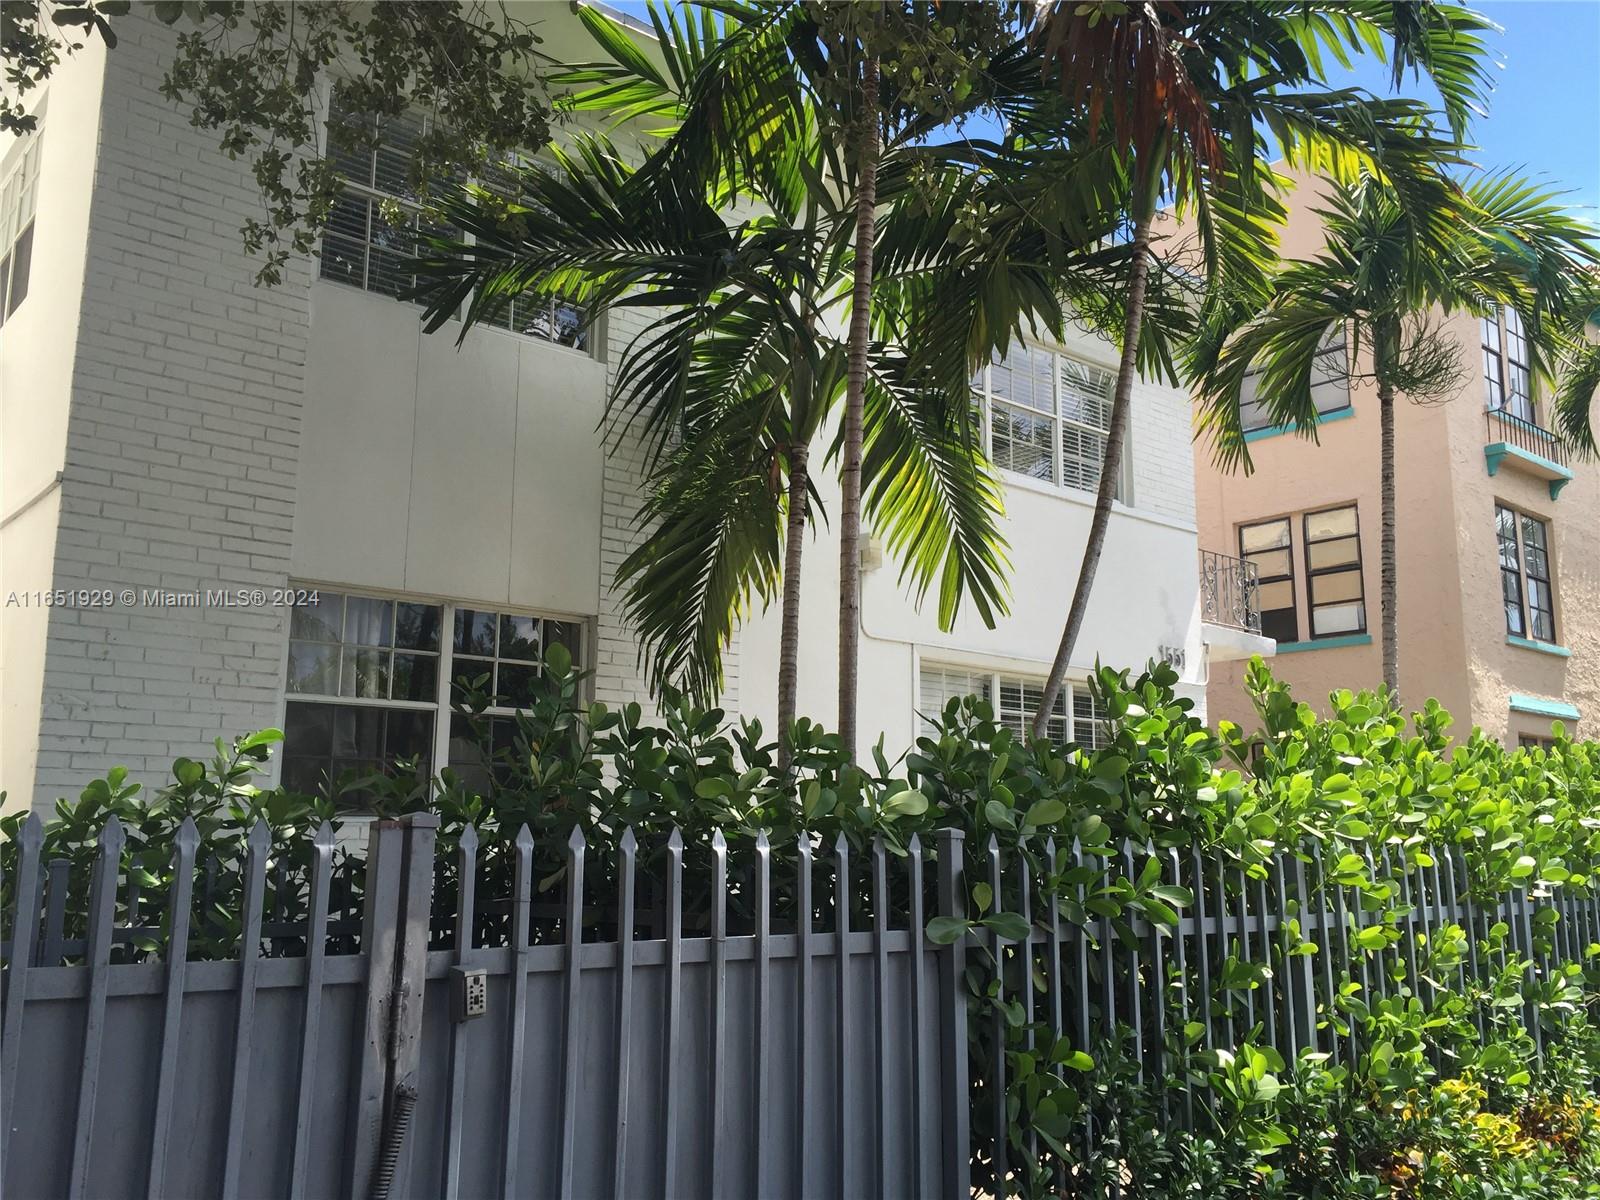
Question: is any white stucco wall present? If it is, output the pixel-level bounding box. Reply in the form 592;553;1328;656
736;325;1206;760
0;42;107;814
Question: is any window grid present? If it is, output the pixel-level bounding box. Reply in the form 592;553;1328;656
1497;504;1556;643
0;134;41;327
1239;516;1299;644
1238;328;1351;433
975;344;1120;498
918;663;1108;749
1483;307;1535;423
282;587;587;805
1302;504;1366;638
319;93;588;350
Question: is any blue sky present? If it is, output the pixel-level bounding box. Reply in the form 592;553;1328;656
602;1;1599;219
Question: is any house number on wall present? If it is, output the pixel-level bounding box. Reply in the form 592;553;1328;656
1158;644;1186;670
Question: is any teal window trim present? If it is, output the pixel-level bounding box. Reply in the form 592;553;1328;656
1483;441;1574;500
1243;404;1355;444
1508;693;1579;720
1506;635;1571;658
1274;633;1372;654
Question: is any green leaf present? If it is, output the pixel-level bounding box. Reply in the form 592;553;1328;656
1092;755;1130;781
983;800;1016;831
972;882;993;913
982;911;1032;941
694;778;732;800
1024;799;1067;828
925;917;971;945
883;788;928;817
1062;1050;1094;1071
576;3;668;88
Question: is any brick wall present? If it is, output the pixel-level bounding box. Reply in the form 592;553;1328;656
31;14;312;805
1129;376;1198;528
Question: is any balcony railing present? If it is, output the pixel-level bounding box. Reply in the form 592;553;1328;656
1486;406;1569;468
1199;549;1261;635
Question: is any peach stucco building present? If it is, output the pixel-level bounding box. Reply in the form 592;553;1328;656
1194;174;1599;748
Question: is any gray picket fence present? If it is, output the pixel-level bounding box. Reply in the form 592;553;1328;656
2;814;1594;1200
0;815;969;1200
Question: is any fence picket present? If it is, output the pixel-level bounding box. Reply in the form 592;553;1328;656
68;816;125;1200
1018;847;1039;1167
611;827;637;1200
1309;843;1340;1068
934;829;970;1200
444;824;480;1200
661;828;685;1200
796;834;814;1200
708;830;729;1200
1190;847;1214;1054
834;833;854;1200
752;831;771;1197
0;812;44;1175
986;835;1008;1195
1252;865;1276;1055
220;821;270;1200
1167;846;1194;1129
41;858;68;965
287;821;334;1197
1147;842;1169;1123
558;827;587;1200
870;837;890;1200
908;834;926;1200
146;818;199;1199
501;825;534;1200
1271;852;1298;1059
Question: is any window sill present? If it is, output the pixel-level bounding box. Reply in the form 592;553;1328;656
1242;405;1355;444
1274;633;1372;654
1506;635;1570;658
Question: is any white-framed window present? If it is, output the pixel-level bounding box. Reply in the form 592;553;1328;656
0;133;40;328
972;342;1121;498
281;586;588;804
319;91;589;350
917;662;1110;750
1237;327;1350;433
1483;307;1533;423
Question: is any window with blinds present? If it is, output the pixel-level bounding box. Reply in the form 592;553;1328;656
973;342;1121;498
917;663;1110;749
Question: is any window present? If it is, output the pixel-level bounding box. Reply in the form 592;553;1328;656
0;135;40;327
917;664;1109;749
1238;327;1350;433
282;587;587;804
1483;307;1534;423
1498;505;1556;642
1303;505;1366;637
1517;733;1556;752
320;93;588;350
1239;517;1298;643
973;343;1120;498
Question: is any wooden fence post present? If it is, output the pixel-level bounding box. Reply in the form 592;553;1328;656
934;829;970;1200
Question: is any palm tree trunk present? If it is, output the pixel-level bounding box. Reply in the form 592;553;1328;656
837;52;880;758
777;442;809;771
1378;375;1399;696
1033;207;1156;737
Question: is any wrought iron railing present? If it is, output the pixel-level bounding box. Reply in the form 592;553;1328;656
1199;548;1261;634
1487;406;1569;468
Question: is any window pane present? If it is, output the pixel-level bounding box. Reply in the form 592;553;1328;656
1072;687;1108;750
1304;507;1357;541
451;657;494;703
391;652;438;702
1238;369;1271;432
291;593;345;642
1306;536;1360;571
394;602;442;650
286;641;339;695
499;613;542;661
1257;579;1295;610
1261;609;1299;643
284;702;334;758
496;662;540;708
5;221;31;315
454;609;497;656
1311;602;1365;636
344;596;394;646
1309;569;1363;604
1061;422;1108;493
1240;520;1290;554
545;620;582;664
1249;548;1292;579
992;403;1053;481
341;647;390;699
385;709;435;761
1059;359;1113;429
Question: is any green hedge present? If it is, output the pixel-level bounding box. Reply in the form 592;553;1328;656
4;652;1600;1197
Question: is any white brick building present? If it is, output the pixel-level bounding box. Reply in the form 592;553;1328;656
0;8;1250;813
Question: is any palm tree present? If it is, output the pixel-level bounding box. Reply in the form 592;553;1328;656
1025;0;1498;736
1193;172;1597;694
